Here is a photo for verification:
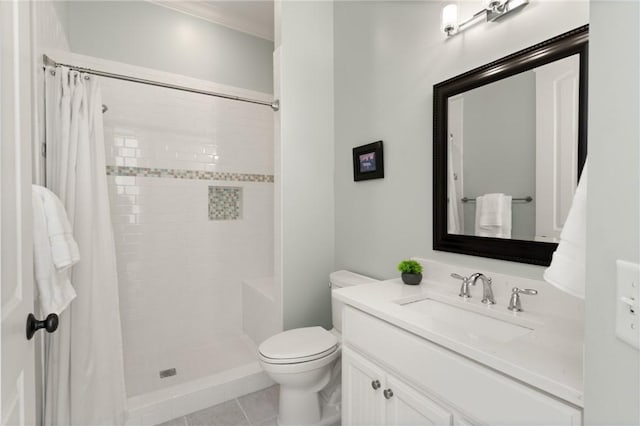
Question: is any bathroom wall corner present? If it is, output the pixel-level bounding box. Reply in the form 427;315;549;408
278;0;335;330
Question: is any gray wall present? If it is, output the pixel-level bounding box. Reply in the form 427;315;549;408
333;0;588;281
584;1;640;424
462;71;536;240
278;1;335;330
64;1;273;93
51;0;69;34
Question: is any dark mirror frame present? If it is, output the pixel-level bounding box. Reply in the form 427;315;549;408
433;25;588;266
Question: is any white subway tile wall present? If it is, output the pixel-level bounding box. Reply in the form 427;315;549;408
102;76;274;397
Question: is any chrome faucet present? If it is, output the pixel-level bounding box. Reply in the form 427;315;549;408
468;273;495;305
451;273;474;298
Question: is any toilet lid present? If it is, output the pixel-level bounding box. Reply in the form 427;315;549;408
259;327;338;363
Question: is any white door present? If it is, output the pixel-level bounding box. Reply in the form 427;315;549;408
385;375;453;426
534;54;580;242
342;347;386;426
1;1;36;425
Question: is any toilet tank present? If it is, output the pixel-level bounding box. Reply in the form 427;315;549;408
330;270;379;333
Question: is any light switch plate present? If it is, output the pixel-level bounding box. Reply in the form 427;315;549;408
616;260;640;349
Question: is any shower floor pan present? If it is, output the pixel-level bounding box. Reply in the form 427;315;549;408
125;334;273;426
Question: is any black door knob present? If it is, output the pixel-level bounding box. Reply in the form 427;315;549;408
26;313;59;340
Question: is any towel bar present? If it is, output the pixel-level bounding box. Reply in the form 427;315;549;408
461;196;533;203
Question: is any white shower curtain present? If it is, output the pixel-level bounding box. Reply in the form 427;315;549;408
447;140;461;234
44;66;126;425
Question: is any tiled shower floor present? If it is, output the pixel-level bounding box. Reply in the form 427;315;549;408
157;385;279;426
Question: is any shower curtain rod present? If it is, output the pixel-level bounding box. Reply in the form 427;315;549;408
43;55;280;111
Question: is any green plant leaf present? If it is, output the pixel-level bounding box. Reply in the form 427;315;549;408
397;260;423;274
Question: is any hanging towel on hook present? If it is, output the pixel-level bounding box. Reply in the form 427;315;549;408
32;185;79;315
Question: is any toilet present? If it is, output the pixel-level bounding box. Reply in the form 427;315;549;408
258;270;378;426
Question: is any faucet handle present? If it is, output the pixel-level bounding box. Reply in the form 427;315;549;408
508;287;538;312
451;273;474;298
516;288;538;296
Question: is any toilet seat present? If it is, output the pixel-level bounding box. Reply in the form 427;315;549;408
259;345;338;365
259;326;338;365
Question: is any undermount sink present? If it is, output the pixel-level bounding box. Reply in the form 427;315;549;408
399;297;534;344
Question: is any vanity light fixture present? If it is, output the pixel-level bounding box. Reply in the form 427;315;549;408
441;4;458;35
441;0;529;37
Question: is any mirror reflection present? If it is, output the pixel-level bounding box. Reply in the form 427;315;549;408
447;54;580;242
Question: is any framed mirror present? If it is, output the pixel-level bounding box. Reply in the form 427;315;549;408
433;25;588;266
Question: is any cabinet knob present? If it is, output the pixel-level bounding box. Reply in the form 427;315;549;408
371;380;381;390
383;388;394;399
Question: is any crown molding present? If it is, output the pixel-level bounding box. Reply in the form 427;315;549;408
148;1;274;42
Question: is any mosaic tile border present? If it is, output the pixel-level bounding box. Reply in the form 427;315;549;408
106;165;274;183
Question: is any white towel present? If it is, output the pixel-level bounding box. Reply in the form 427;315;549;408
475;193;512;238
33;185;80;270
32;185;78;314
543;162;587;299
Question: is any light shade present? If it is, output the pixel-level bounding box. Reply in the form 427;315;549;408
441;4;458;34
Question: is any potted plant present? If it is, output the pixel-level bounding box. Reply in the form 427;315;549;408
397;260;423;285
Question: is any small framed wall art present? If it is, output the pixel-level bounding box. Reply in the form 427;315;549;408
353;141;384;181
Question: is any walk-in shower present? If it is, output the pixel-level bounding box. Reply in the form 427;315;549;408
65;56;279;424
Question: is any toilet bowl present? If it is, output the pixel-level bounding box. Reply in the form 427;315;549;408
259;327;340;425
258;271;378;426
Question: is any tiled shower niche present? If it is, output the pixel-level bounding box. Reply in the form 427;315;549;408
209;186;242;220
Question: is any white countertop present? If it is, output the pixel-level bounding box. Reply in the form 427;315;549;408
334;277;584;407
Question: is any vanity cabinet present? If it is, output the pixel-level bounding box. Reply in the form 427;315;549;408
343;347;453;426
342;306;583;426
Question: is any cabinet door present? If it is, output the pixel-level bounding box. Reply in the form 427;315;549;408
385;375;453;426
342;347;386;426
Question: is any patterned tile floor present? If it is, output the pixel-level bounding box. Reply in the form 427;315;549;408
158;385;279;426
